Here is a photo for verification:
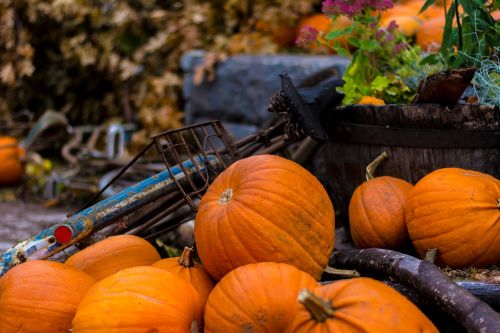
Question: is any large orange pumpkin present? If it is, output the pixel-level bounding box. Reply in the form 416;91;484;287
194;154;335;281
153;246;215;309
349;176;413;249
72;266;203;333
406;168;500;267
65;234;161;280
285;278;438;333
204;262;317;333
0;136;25;186
0;260;95;333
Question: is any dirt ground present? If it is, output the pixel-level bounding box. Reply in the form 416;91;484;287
0;202;70;253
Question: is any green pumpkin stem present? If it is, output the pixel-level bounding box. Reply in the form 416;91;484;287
365;151;389;180
298;288;334;323
178;246;195;267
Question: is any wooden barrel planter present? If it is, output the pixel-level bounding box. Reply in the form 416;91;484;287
311;103;500;231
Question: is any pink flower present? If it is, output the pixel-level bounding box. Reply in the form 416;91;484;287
295;26;319;47
387;20;398;31
392;42;409;55
322;0;394;17
375;0;394;10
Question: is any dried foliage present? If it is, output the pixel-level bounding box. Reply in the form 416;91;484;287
0;0;318;134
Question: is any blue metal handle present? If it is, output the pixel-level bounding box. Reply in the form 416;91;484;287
0;155;219;276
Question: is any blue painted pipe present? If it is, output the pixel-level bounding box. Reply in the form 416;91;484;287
0;155;219;276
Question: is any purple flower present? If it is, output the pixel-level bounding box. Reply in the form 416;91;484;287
392;42;409;55
387;20;398;31
375;29;385;40
295;26;319;47
375;0;394;10
322;0;393;17
384;32;395;43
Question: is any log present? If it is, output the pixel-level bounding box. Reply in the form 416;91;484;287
330;248;500;333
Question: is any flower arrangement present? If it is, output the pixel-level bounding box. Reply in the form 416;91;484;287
297;0;446;105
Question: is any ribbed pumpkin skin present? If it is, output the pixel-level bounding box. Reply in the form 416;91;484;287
349;176;413;249
195;155;335;281
204;262;317;333
406;168;500;267
152;250;215;308
65;234;161;280
0;260;96;333
72;266;202;333
0;137;25;186
285;278;438;333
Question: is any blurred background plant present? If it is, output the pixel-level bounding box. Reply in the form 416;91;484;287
297;0;447;104
0;0;320;142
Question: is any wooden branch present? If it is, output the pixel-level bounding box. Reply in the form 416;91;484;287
330;248;500;333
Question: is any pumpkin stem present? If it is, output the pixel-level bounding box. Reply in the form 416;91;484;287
178;246;195;267
219;188;233;205
497;198;500;209
324;266;360;277
424;248;438;263
366;151;389;180
298;288;334;323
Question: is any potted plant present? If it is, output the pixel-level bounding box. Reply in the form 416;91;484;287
296;0;499;231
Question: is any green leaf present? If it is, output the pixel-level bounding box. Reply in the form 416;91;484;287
325;30;347;40
347;37;361;48
420;53;442;65
371;75;391;91
360;39;380;51
419;0;437;14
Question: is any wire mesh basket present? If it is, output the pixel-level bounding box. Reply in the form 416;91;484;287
151;120;240;211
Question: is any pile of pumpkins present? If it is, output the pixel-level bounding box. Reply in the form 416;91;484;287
0;153;498;332
296;0;500;51
348;152;500;268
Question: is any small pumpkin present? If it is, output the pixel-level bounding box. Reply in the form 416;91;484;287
285;278;438;333
195;154;335;281
349;152;413;249
204;262;317;333
358;96;385;105
415;16;445;50
72;266;203;333
406;168;500;267
0;260;95;333
0;137;25;186
153;246;215;309
65;234;161;280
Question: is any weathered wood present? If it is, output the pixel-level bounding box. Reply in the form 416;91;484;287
330;248;500;333
313;104;499;230
412;67;476;105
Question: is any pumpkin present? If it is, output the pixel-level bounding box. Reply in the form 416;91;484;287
153;246;215;309
297;14;352;51
204;262;317;333
255;20;297;48
72;266;203;333
358;96;385;105
0;136;25;186
0;260;95;333
285;278;438;333
65;234;161;280
416;16;445;50
350;176;413;249
194;154;335;281
349;152;413;249
381;15;422;36
406;168;500;268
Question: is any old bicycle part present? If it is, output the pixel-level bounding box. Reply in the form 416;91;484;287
0;73;345;275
